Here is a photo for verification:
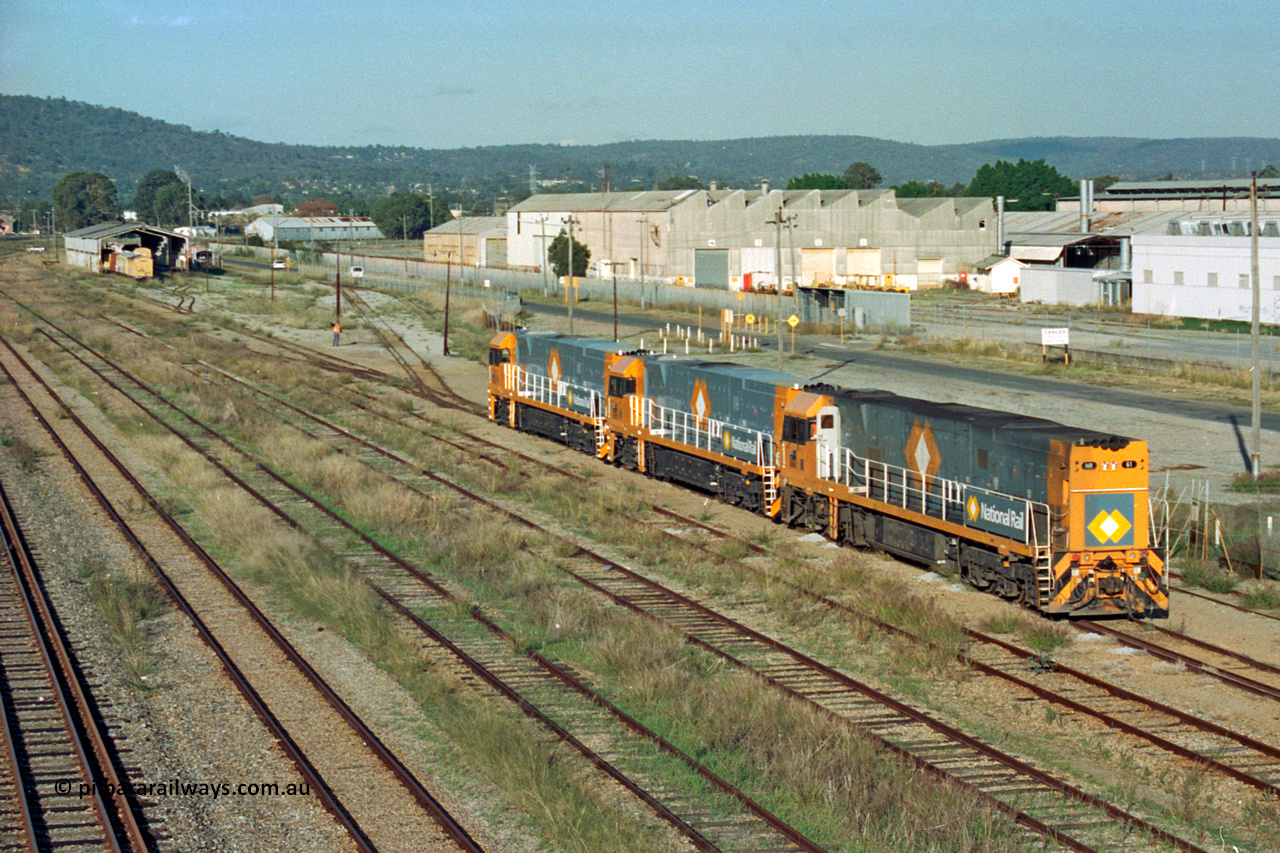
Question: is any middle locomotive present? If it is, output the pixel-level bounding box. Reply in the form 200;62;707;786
488;329;1168;619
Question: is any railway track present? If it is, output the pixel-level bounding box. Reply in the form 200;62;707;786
0;337;484;853
16;300;831;852
5;268;1274;845
85;334;1213;850
98;287;1280;845
0;478;152;852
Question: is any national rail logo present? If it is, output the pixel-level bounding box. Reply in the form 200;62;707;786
1084;493;1136;547
1087;509;1132;545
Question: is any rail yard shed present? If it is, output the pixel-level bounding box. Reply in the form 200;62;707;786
63;222;188;279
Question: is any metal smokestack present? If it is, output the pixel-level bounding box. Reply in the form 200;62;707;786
996;196;1005;255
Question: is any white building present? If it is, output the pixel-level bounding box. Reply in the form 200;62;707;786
1132;228;1280;323
247;216;384;243
970;255;1025;295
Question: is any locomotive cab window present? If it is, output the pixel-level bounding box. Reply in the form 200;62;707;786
782;415;813;444
820;414;835;429
488;347;510;366
609;376;636;397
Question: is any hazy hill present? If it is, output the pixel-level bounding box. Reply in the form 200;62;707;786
2;94;1279;207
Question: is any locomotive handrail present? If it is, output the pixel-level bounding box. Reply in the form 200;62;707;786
515;366;599;414
833;447;1050;548
643;399;773;467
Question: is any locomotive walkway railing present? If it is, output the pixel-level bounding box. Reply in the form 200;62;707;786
643;400;774;468
833;447;1052;550
515;368;600;416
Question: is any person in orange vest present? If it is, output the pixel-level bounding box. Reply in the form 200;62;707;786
332;320;341;347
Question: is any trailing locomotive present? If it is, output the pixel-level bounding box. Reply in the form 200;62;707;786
488;329;1168;619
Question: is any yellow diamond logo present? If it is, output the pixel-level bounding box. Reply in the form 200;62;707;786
1088;510;1132;544
966;496;979;521
723;431;733;450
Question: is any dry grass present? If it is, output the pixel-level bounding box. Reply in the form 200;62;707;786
86;563;166;687
586;617;1025;852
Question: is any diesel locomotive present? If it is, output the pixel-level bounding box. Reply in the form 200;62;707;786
488;329;1168;619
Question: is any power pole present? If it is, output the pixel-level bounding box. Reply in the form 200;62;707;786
566;216;579;334
1251;171;1262;478
765;207;795;367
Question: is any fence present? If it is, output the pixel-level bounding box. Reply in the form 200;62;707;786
220;243;911;333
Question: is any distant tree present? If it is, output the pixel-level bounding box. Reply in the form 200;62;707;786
296;198;339;217
152;181;203;227
1091;174;1121;192
371;193;432;241
657;176;705;191
1259;164;1279;179
131;169;183;223
786;172;845;190
52;172;119;230
966;158;1075;211
842;161;882;190
894;179;948;198
251;194;276;207
547;229;589;278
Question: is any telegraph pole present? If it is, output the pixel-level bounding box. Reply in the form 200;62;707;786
765;207;795;367
1251;171;1262;478
566;216;579;334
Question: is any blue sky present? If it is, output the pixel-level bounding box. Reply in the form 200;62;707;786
3;0;1277;149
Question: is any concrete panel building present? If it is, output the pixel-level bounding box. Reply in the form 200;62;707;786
507;187;998;291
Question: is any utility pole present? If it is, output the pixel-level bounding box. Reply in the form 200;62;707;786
1251;171;1262;478
566;216;579;334
765;207;796;367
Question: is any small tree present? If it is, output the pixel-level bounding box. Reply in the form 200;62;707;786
547;229;589;277
131;169;183;223
842;161;882;190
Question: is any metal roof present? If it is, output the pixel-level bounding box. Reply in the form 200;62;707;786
425;216;506;237
510;191;697;214
1104;178;1280;195
64;221;187;240
1003;210;1182;237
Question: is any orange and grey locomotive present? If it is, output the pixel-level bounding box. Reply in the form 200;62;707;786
488;330;1167;619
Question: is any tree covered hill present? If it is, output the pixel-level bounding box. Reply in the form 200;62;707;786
3;94;1279;208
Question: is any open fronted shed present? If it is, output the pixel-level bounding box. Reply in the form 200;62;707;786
64;222;188;278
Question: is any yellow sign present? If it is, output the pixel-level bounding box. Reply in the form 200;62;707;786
787;315;799;329
745;314;755;325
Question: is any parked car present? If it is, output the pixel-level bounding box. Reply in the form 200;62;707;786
271;258;287;270
25;245;45;253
